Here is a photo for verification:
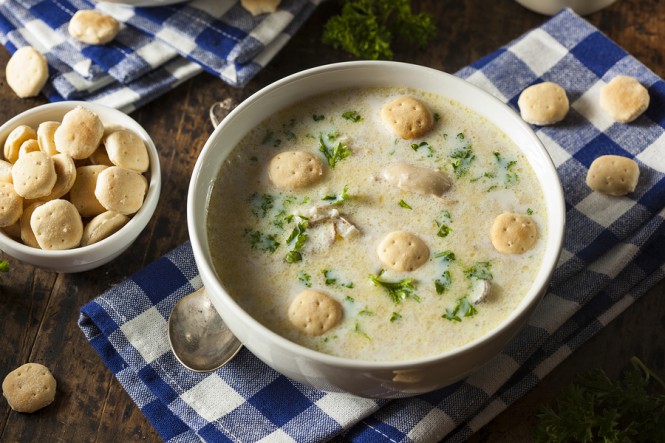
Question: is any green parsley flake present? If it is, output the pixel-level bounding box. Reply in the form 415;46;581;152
342;110;363;122
285;221;308;263
370;271;420;304
249;192;274;219
464;261;493;281
298;271;312;287
411;141;433;157
493;151;518;186
319;133;351;168
354;321;371;340
390;312;402;322
398;199;412;209
322;185;350;205
244;229;280;253
443;297;477;322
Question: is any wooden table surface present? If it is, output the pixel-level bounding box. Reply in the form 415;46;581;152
1;1;664;441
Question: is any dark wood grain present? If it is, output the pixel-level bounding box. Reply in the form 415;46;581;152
1;1;664;442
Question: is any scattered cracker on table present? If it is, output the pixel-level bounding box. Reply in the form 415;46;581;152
288;289;343;336
2;363;56;413
68;10;120;45
81;211;130;247
377;231;430;272
95;166;147;215
5;47;49;99
30;199;83;250
586;154;640;196
54;106;104;159
380;96;434;139
268;150;324;190
241;0;281;16
490;212;538;254
599;75;650;123
11;151;57;200
517;82;569;125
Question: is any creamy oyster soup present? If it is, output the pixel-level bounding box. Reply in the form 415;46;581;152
207;86;547;362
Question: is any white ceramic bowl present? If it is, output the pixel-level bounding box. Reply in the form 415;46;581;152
0;101;161;273
515;0;618;15
188;61;565;398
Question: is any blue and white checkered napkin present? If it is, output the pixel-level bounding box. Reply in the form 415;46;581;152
78;9;665;443
0;0;319;112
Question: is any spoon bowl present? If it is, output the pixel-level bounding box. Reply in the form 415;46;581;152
168;287;242;372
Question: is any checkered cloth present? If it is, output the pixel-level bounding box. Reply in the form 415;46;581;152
0;0;320;112
78;9;665;443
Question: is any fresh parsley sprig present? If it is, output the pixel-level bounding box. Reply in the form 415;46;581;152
322;0;436;60
535;357;665;443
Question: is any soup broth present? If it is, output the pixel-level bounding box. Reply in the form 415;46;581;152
207;87;547;362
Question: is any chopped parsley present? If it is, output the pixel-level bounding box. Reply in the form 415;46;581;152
527;208;534;215
319;133;351;168
436;210;452;237
370;270;420;304
244;229;279;252
435;250;456;262
298;271;312;287
449;133;475;177
285;221;308;263
322;185;350;205
313;114;325;121
322;269;354;288
342;110;363;122
434;271;452;294
493;151;518;186
398;199;412;209
411;141;433;157
358;309;374;316
434;250;455;294
464;261;493;281
443;296;477;322
322;269;336;286
354;321;371;340
390;312;402;322
249;192;275;219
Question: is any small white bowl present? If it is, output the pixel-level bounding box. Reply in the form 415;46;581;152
189;61;565;398
0;101;161;273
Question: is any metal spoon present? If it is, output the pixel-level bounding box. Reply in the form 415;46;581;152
168;287;242;372
167;99;241;372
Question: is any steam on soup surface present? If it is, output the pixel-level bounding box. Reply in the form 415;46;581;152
207;87;547;362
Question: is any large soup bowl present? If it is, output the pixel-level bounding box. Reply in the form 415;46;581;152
188;61;565;398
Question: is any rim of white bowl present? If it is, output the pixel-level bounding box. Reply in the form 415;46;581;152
0;101;161;268
188;60;566;369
